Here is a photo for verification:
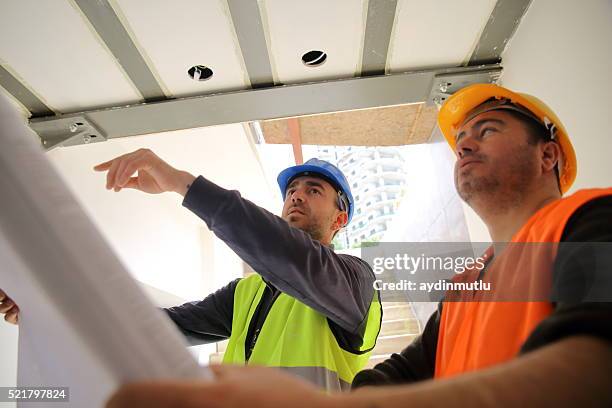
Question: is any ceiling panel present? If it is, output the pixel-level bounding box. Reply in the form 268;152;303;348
388;0;497;72
262;0;367;84
0;0;141;113
112;0;250;98
261;104;437;146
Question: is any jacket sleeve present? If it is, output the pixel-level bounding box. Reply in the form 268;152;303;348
351;302;442;388
163;278;239;346
182;176;376;334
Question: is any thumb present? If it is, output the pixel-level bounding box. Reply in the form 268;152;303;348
120;177;141;190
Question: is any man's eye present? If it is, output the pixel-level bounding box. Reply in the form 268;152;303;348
481;128;496;137
286;189;295;197
310;188;321;195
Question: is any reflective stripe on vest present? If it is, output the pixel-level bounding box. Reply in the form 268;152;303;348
223;274;382;391
435;188;612;378
279;366;351;391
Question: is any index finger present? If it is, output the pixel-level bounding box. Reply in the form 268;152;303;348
209;364;269;381
209;364;249;379
93;160;114;171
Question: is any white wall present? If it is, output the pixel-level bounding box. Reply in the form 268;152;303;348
45;124;272;301
463;0;612;242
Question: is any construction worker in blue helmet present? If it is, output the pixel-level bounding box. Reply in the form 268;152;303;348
44;149;383;393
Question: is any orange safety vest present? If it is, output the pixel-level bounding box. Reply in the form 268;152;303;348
435;188;612;379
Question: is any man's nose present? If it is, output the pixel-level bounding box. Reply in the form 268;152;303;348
456;133;479;159
290;188;305;203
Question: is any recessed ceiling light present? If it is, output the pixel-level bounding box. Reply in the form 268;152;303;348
301;50;327;67
188;65;213;81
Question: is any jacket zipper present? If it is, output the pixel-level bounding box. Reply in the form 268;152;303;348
245;283;281;362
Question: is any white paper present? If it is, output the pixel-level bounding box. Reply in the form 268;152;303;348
0;111;211;408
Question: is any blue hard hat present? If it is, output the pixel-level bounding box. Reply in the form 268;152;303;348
277;158;355;223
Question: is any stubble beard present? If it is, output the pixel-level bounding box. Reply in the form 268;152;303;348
302;222;325;242
455;150;537;214
294;212;334;243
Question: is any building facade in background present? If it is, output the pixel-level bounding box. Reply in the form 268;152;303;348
316;146;408;249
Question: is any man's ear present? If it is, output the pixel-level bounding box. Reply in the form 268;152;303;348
541;141;561;174
333;211;348;232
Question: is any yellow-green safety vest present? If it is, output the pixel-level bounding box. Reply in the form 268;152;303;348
222;274;382;391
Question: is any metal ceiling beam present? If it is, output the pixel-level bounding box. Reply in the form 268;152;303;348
29;64;502;150
361;0;398;76
226;0;275;88
468;0;532;65
0;65;54;117
73;0;166;101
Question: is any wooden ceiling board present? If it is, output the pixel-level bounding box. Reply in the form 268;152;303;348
262;103;436;146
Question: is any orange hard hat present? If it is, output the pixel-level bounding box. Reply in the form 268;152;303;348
438;83;577;194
